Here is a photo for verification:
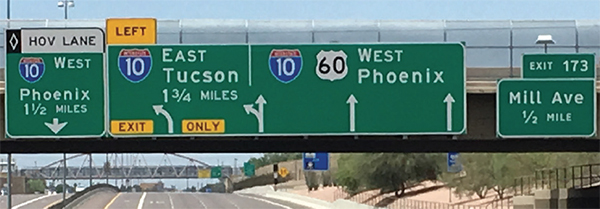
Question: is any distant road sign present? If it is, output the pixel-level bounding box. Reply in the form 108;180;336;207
197;169;210;178
243;162;255;177
278;167;289;178
106;18;156;44
5;28;105;138
210;166;222;178
522;54;595;78
447;152;462;173
497;79;596;138
107;43;465;136
303;152;329;171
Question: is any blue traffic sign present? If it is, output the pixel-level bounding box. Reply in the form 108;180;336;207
303;152;329;171
447;152;462;173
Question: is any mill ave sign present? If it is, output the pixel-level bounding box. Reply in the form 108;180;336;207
107;43;465;137
5;28;105;138
497;79;596;138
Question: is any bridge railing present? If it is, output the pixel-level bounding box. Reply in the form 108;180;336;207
513;163;600;196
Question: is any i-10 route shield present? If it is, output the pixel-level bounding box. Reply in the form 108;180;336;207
107;43;465;137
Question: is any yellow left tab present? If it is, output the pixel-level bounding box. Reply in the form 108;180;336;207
110;120;153;134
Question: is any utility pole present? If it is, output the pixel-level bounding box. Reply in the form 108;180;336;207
105;154;109;184
89;154;93;186
62;153;67;202
7;154;12;209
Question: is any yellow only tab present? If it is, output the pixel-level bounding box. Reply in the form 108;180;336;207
110;120;153;134
182;119;225;134
106;18;156;44
198;169;210;178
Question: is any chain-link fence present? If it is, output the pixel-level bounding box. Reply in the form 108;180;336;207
1;19;600;80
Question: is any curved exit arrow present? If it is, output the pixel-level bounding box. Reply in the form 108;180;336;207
153;105;173;134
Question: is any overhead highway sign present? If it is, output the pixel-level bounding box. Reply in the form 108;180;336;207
107;43;465;136
5;28;105;138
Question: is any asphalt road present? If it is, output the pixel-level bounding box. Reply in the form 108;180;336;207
0;194;69;209
102;192;311;209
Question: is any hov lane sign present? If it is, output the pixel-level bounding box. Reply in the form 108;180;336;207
5;28;106;138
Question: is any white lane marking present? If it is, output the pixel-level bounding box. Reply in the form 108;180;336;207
190;193;208;209
167;193;175;209
14;194;56;209
136;192;147;209
224;197;241;209
236;194;292;209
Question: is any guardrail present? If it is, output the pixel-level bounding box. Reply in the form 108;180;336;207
513;163;600;196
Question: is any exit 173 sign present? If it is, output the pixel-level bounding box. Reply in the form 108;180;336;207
107;43;465;136
522;53;595;78
5;28;105;138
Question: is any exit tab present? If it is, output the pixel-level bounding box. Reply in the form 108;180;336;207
110;120;154;134
106;18;156;44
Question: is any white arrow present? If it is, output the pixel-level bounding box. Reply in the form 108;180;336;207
243;95;267;133
347;94;358;132
153;105;173;133
443;93;455;131
44;118;68;134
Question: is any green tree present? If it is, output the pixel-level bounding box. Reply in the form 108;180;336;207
26;179;45;193
335;153;442;197
335;154;362;194
247;153;302;168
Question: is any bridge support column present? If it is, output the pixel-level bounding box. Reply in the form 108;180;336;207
513;195;535;209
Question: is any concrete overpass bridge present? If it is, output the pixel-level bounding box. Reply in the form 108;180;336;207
18;153;234;180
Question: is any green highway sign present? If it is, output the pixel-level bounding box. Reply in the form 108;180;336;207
210;166;222;178
107;43;465;136
5;28;105;138
522;53;596;78
244;162;255;177
496;79;596;138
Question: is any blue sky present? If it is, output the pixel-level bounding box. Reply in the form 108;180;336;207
1;0;600;189
1;0;599;20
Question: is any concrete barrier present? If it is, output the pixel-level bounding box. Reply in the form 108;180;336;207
513;196;535;209
534;189;551;209
332;199;386;209
262;190;388;209
264;190;333;209
47;184;119;209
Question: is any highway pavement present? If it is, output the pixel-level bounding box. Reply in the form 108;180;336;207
0;194;68;209
102;192;311;209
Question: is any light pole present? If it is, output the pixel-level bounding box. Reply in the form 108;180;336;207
57;0;74;19
234;158;237;176
535;35;555;54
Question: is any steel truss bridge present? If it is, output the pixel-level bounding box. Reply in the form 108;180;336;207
18;153;234;180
